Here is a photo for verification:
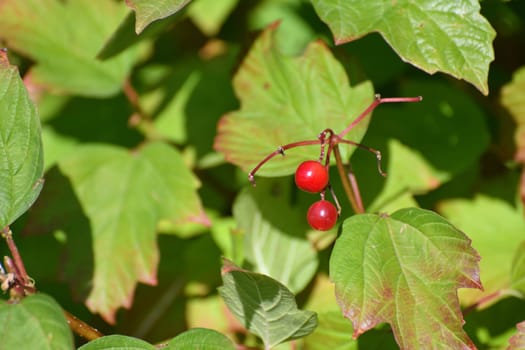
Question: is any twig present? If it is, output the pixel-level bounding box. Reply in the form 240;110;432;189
333;145;364;213
63;309;104;341
2;226;33;291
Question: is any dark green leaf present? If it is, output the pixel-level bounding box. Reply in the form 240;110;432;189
311;0;495;94
330;208;481;349
166;328;236;349
0;51;43;228
0;293;74;350
78;335;155;350
219;259;318;348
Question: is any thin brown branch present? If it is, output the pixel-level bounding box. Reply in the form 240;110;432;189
2;226;32;289
332;145;364;213
123;78;150;121
63;309;104;341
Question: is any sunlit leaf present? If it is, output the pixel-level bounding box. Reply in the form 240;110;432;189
126;0;192;34
512;242;525;295
0;294;74;350
166;328;236;349
311;0;495;95
0;51;43;228
0;0;138;97
233;179;319;293
78;335;155;350
439;195;525;305
219;259;318;348
58;142;208;323
214;22;374;178
330;208;481;349
188;0;238;36
501;66;525;210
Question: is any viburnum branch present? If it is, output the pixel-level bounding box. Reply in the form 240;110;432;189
248;140;321;186
63;309;104;341
337;94;422;139
333;145;365;213
2;226;33;294
337;138;386;176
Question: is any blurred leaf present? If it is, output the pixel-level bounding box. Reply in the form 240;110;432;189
501;66;525;209
0;52;43;228
78;335;155;349
439;195;525;305
188;0;238;36
58;142;208;323
126;0;192;34
330;208;481;349
302;311;356;350
464;297;525;350
210;216;244;265
248;0;317;55
166;328;236;349
214;22;374;177
98;10;184;60
138;49;238;159
0;293;74;350
512;242;525;295
508;321;525;350
368;139;443;213
233;178;319;293
219;259;318;348
311;0;495;94
0;0;139;97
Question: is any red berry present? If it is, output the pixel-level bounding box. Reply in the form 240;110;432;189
294;160;329;193
307;200;338;231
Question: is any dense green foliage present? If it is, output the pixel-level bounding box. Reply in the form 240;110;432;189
0;0;524;349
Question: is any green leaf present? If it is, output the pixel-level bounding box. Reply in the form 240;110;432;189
0;293;74;350
78;335;155;350
508;321;525;350
126;0;192;34
439;195;525;304
0;0;138;97
330;208;481;349
188;0;238;36
311;0;495;95
0;52;44;228
218;258;318;348
233;179;319;293
166;328;236;349
501;67;525;207
512;242;525;295
302;311;357;350
214;22;374;177
58;142;208;323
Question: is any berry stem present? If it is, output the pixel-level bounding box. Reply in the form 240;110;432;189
248;139;321;185
333;145;364;213
338;94;422;139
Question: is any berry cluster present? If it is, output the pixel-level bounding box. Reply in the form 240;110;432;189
295;160;338;231
248;95;422;231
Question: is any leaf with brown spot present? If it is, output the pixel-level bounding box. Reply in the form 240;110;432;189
330;208;481;349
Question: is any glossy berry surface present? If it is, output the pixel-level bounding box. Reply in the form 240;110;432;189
294;160;329;193
307;200;338;231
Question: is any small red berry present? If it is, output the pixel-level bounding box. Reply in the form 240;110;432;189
307;200;338;231
295;160;329;193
